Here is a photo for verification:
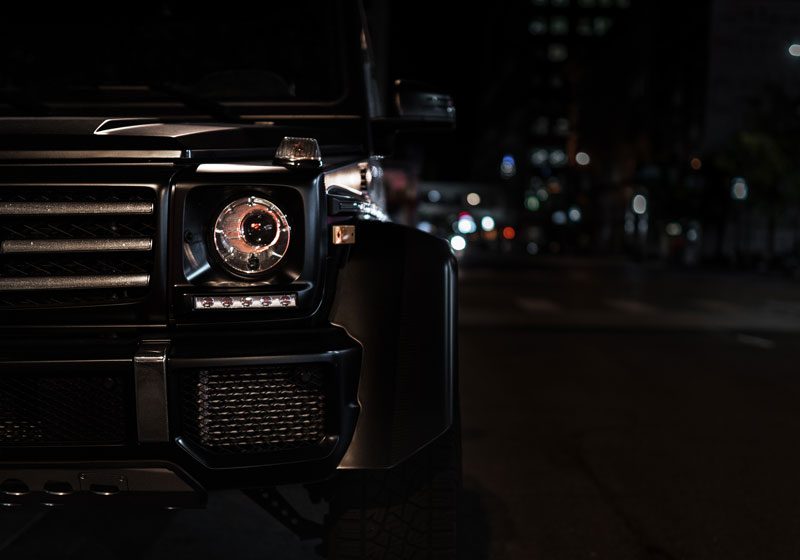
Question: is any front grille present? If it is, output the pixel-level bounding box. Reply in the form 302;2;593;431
0;186;156;309
0;372;130;446
180;365;328;455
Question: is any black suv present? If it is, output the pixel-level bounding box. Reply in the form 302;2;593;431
0;3;459;558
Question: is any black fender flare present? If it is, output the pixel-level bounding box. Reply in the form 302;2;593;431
330;221;457;469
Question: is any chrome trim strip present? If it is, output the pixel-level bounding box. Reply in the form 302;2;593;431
195;163;285;173
0;150;184;160
0;274;150;291
134;341;171;443
0;201;154;215
1;238;153;254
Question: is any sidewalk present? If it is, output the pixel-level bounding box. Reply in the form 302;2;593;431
459;258;800;332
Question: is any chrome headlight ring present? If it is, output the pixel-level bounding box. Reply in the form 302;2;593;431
212;196;291;276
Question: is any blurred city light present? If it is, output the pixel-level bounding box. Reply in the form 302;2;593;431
549;149;567;166
417;221;434;234
467;192;481;206
457;215;477;234
530;149;549;166
552;210;567;225
525;195;540;211
527;242;539;255
666;222;682;236
481;216;496;231
500;155;517;178
450;235;466;252
690;157;702;170
568;206;582;222
687;228;699;242
576;151;591;166
536;188;549;201
502;226;516;240
790;43;800;57
427;190;442;203
632;194;647;215
624;218;635;234
731;177;748;200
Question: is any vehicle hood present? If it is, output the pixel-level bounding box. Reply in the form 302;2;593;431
0;117;363;161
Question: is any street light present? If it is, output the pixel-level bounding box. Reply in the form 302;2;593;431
731;177;748;201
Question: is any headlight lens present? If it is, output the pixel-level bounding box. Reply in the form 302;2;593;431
213;196;290;275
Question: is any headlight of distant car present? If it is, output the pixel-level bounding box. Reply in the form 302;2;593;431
212;196;290;276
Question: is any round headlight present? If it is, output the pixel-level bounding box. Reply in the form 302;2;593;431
213;196;290;275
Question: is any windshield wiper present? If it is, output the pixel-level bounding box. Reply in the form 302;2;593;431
0;89;51;116
149;83;243;123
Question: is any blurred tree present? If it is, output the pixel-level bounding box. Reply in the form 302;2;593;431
716;86;800;260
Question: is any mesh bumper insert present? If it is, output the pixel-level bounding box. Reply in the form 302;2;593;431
180;365;328;455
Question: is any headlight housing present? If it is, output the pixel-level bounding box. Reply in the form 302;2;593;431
212;196;290;276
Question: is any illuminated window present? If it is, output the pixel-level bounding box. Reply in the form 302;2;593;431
550;16;569;35
529;18;547;35
554;117;570;136
548;43;568;62
532;117;549;136
594;17;612;35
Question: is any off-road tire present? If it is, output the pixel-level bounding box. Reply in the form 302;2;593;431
325;425;461;559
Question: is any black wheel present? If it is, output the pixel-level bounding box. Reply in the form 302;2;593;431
325;424;462;559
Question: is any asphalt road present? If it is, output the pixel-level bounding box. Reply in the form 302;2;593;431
459;259;800;560
4;258;800;559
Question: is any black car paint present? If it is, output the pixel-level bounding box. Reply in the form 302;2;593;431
0;3;456;506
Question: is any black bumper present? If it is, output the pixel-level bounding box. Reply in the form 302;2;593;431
0;327;361;505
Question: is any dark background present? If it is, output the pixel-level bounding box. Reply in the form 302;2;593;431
375;0;800;269
5;2;800;559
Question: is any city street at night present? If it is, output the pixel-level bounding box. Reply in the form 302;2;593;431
459;260;800;559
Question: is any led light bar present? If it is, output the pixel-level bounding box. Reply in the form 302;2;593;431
193;293;297;310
